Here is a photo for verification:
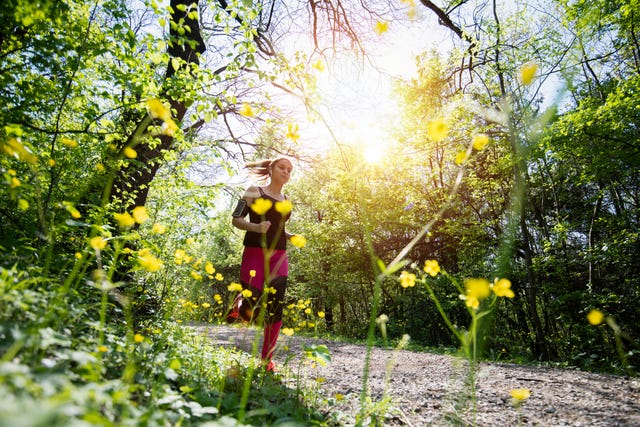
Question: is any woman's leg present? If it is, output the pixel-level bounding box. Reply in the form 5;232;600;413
261;275;287;363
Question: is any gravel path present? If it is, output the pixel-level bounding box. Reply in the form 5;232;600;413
192;324;640;426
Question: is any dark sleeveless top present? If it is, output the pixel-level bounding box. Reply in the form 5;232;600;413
243;187;291;250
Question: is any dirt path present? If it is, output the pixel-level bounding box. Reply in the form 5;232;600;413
192;324;640;426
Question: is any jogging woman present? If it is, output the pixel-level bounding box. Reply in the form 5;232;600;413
228;157;295;372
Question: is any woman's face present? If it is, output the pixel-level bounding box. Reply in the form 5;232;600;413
271;159;293;184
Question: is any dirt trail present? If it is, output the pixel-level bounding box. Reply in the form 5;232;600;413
192;324;640;426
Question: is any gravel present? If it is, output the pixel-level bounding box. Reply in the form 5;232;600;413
193;324;640;426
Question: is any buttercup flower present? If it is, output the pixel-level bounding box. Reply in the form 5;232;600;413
138;248;163;272
461;294;480;310
424;260;440;277
90;236;107;251
399;271;416;288
491;278;515;298
152;223;166;234
317;311;325;318
147;99;172;122
472;134;489;150
228;282;243;292
132;206;149;223
242;289;253;298
290;234;306;248
124;147;137;159
134;334;145;343
286;123;300;142
174;249;186;265
239;103;255;117
455;150;469;165
281;327;294;336
510;388;531;401
114;212;135;229
249;269;256;278
587;309;605;325
251;197;273;215
205;262;215;275
427;118;449;142
374;20;389;35
520;62;538;86
275;199;293;215
464;278;491;300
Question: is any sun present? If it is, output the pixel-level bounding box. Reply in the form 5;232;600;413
362;141;386;164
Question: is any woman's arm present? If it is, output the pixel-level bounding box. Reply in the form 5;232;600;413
231;186;271;233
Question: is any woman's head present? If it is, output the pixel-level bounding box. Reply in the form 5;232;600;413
245;157;293;182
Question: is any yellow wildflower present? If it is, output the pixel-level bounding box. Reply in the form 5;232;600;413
275;199;293;215
317;311;325;318
251;197;272;215
427;118;449;142
138;248;163;272
228;282;243;292
472;134;489;150
10;177;20;188
90;236;107;251
241;289;253;298
124;147;137;159
215;273;223;281
152;223;166;234
97;345;108;353
491;278;515;298
205;262;215;275
286;123;300;142
132;206;149;223
190;270;202;280
202;302;211;309
290;234;306;248
464;278;491;300
399;271;416;288
134;334;145;343
312;59;325;72
18;199;29;210
587;309;605;326
147;99;172;122
174;249;186;265
48;159;56;167
162;120;178;136
520;62;538;86
461;294;480;310
374;20;389;35
61;137;78;148
423;260;440;277
249;269;256;278
510;388;531;401
2;138;38;164
281;327;294;336
455;150;468;165
239;102;255;117
114;212;135;229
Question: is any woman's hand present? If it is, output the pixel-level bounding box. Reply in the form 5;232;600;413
255;221;271;233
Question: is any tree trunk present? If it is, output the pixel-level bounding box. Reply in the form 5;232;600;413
109;0;205;208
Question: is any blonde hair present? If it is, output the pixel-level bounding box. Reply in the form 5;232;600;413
245;157;292;180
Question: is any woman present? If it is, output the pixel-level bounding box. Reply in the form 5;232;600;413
229;157;295;372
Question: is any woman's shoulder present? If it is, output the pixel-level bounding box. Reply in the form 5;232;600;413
242;185;262;200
